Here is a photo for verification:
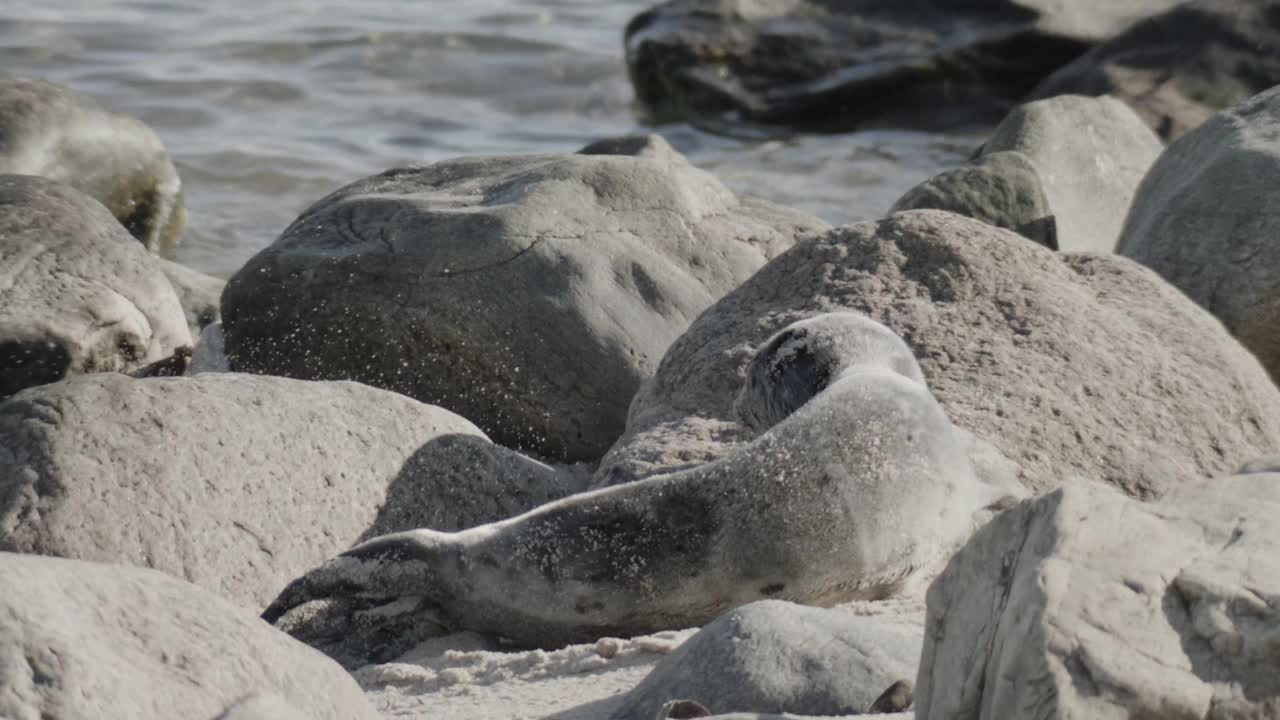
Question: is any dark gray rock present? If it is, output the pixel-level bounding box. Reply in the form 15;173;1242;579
0;373;585;609
0;552;376;720
610;601;921;720
597;210;1280;499
890;151;1057;249
221;135;824;462
1118;86;1280;383
624;0;1180;132
0;76;185;254
0;175;191;400
1029;0;1280;141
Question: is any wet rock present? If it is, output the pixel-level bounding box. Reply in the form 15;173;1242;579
1029;0;1280;141
610;601;921;720
868;681;913;713
980;94;1164;252
0;552;375;720
623;0;1180;132
222;135;824;462
0;175;190;400
0;76;185;254
1118;86;1280;383
597;210;1280;499
0;373;585;609
890;151;1057;249
916;471;1280;718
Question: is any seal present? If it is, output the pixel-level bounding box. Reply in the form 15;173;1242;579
263;313;1007;649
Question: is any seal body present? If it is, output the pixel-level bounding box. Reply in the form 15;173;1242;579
265;313;1007;648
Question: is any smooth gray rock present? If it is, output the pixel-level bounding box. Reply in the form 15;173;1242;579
890;151;1057;249
610;601;921;719
1118;86;1280;383
0;552;374;720
158;258;224;336
597;210;1280;499
0;373;586;609
221;134;824;462
916;471;1280;719
981;95;1164;253
0;76;185;254
1029;0;1280;141
215;693;314;720
624;0;1180;132
261;313;1010;659
0;175;191;400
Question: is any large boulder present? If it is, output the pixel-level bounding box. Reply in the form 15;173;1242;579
0;76;185;254
915;471;1280;718
0;175;191;400
0;552;375;720
0;373;585;608
623;0;1181;132
610;600;921;719
1117;86;1280;382
221;135;824;462
1029;0;1280;141
597;211;1280;499
972;95;1163;252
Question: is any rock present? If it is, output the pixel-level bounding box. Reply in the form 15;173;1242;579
597;210;1280;499
215;693;314;720
0;76;185;254
623;0;1181;132
868;681;913;714
0;373;586;609
191;321;231;374
0;552;374;720
221;135;824;462
980;94;1164;252
158;258;224;336
1028;0;1280;141
890;151;1057;249
610;601;922;720
0;175;191;400
1117;86;1280;383
261;313;1008;657
915;471;1280;718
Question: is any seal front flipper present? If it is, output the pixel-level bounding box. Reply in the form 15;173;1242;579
261;529;444;623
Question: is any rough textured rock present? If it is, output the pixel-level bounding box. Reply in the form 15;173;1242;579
221;135;824;462
981;94;1164;252
890;151;1057;249
597;211;1280;499
0;175;191;400
261;313;1012;661
1118;86;1280;383
0;76;185;254
0;373;586;609
0;552;375;720
916;471;1280;719
610;601;921;720
1029;0;1280;141
623;0;1181;132
158;258;224;337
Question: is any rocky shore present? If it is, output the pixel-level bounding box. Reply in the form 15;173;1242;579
4;2;1280;719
